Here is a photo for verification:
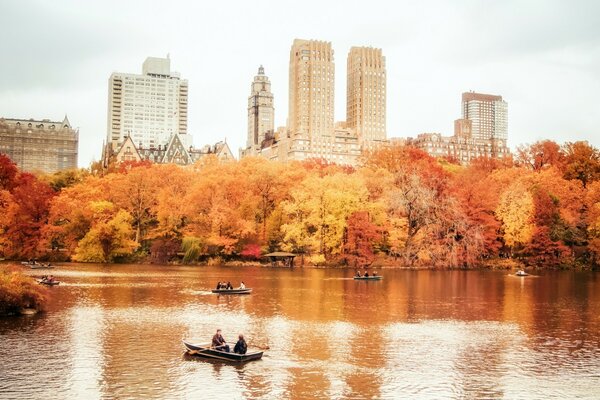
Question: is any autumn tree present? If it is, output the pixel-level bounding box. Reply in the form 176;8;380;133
496;180;535;256
73;201;138;262
562;141;600;188
342;211;381;268
516;140;563;171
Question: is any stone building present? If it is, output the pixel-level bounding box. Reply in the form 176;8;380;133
0;116;78;173
103;133;234;167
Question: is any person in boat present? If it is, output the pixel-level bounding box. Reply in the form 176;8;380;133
216;281;222;290
355;270;362;277
233;334;247;355
47;275;55;282
226;281;233;290
212;329;230;352
364;271;369;277
373;271;378;276
239;281;246;289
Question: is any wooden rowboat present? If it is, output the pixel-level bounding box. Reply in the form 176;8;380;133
182;340;263;362
22;262;54;269
211;288;252;294
38;279;60;286
515;270;529;277
353;275;383;280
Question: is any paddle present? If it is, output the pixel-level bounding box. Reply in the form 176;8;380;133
248;342;270;350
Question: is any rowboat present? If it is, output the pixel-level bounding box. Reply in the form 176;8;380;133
211;288;252;294
182;340;263;362
22;262;54;269
515;270;529;277
38;279;60;286
353;275;383;280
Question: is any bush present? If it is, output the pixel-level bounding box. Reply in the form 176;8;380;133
0;266;48;315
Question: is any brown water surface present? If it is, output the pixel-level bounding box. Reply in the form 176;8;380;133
0;264;599;399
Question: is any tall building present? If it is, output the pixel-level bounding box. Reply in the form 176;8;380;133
346;47;386;145
288;39;335;139
246;65;274;151
462;92;507;141
408;92;510;164
107;56;189;150
0;116;78;173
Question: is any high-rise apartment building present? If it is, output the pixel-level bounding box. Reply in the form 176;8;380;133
246;65;274;151
409;92;510;164
288;39;335;139
107;56;189;149
462;92;507;141
0;116;78;173
346;47;386;145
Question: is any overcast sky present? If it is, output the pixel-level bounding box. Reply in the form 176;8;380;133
1;0;599;167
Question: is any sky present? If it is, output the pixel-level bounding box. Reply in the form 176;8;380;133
0;0;599;168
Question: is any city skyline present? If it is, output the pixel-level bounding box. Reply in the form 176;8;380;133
0;0;599;167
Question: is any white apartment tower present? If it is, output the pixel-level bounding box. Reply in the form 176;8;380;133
288;39;335;139
107;56;189;149
462;92;507;141
247;65;274;150
346;47;387;145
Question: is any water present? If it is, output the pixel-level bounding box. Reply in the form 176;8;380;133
0;264;598;399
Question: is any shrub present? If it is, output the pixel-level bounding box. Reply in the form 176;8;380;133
0;266;48;315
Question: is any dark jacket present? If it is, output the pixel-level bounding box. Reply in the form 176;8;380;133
212;333;226;347
233;338;247;354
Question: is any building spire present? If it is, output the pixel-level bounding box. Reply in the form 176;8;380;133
258;65;264;75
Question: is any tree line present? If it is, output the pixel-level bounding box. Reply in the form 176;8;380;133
1;139;599;268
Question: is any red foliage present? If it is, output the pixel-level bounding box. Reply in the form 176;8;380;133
240;243;262;259
342;211;381;267
4;173;55;259
0;154;18;191
150;237;181;264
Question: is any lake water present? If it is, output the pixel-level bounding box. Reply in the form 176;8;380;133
0;264;599;399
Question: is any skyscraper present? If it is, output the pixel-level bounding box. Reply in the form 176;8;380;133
247;65;274;151
107;56;189;149
288;39;335;139
346;47;387;145
462;92;507;141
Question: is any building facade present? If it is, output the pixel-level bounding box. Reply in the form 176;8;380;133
288;39;335;139
105;133;234;167
462;91;507;141
243;39;387;166
107;56;189;150
346;47;386;146
409;92;510;164
246;65;274;153
0;116;78;173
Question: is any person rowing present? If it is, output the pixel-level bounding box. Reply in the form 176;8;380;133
212;329;230;352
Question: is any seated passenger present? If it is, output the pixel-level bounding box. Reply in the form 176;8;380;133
234;334;247;355
355;270;361;277
239;281;246;289
216;281;222;290
226;281;233;290
212;329;230;352
364;271;369;277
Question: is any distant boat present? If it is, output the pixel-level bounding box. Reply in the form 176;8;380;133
182;340;263;362
38;279;60;286
211;288;252;294
354;275;383;280
22;262;54;269
515;270;529;277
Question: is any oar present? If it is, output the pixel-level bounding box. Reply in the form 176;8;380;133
249;342;270;350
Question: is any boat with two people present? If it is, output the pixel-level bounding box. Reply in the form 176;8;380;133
354;270;383;280
38;275;60;286
22;260;54;269
212;281;252;294
515;270;529;277
183;329;263;363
